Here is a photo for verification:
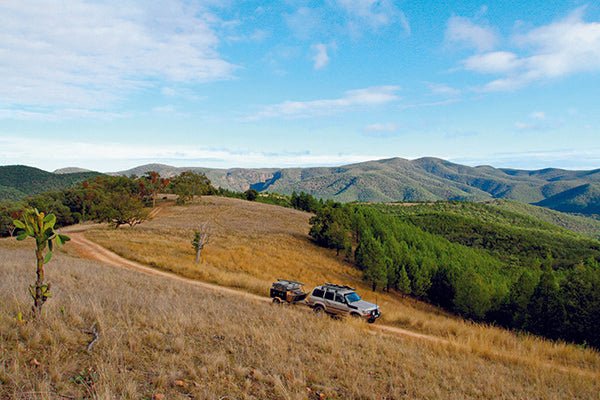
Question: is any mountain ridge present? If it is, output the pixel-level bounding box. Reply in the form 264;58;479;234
113;157;599;215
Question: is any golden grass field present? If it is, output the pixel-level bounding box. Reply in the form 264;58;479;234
1;196;599;399
83;197;600;373
1;238;600;399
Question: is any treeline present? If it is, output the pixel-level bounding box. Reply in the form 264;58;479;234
309;203;600;348
217;189;324;213
0;171;215;235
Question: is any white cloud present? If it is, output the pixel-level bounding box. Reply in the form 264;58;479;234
453;148;600;170
284;7;324;40
445;16;498;51
365;123;398;132
426;83;461;96
364;123;399;137
0;108;129;122
0;1;234;109
246;86;400;120
335;0;411;34
312;43;330;69
311;43;336;69
0;135;381;171
463;51;521;73
530;111;546;120
465;8;600;91
515;111;559;131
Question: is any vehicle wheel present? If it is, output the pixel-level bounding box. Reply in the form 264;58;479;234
367;317;376;324
350;312;361;320
272;298;282;305
313;305;324;316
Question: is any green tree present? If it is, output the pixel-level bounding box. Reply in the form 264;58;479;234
140;171;170;208
0;202;23;237
397;265;411;296
95;191;148;228
244;189;258;201
171;171;213;204
14;209;70;316
561;265;600;345
453;267;492;320
290;191;321;212
309;205;350;252
355;233;388;291
526;270;566;340
507;271;539;328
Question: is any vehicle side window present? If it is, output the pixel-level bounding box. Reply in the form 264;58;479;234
324;291;334;301
335;293;344;303
312;288;324;298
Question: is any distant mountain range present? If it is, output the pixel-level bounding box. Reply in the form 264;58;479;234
115;157;600;215
0;165;100;201
1;158;598;217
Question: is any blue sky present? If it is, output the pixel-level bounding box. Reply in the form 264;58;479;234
1;0;599;171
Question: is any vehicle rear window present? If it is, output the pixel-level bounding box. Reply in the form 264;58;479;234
324;291;334;301
312;288;324;298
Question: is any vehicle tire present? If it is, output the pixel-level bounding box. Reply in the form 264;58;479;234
313;305;324;316
272;297;282;305
350;312;361;320
367;317;376;324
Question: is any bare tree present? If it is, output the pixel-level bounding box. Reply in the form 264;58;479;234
192;223;211;264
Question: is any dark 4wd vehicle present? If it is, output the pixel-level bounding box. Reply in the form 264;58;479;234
270;279;308;304
305;283;381;323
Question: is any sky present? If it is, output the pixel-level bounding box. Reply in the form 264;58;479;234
1;0;599;172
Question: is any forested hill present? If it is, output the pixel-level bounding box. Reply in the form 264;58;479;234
116;157;600;216
0;165;101;201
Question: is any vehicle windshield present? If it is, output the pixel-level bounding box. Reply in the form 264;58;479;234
345;292;361;303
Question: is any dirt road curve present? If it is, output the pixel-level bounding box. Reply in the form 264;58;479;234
67;230;446;344
66;230;599;379
69;231;266;303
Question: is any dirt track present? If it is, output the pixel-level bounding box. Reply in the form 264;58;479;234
66;227;600;379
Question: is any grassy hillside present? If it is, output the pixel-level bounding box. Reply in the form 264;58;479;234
79;197;600;369
2;239;599;399
115;158;600;215
0;165;100;201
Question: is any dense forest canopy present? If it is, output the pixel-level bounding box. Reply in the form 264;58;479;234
309;199;600;348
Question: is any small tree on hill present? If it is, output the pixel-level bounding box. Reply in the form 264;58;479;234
95;192;148;228
14;208;70;316
140;171;170;208
244;189;258;201
171;172;213;205
192;223;211;264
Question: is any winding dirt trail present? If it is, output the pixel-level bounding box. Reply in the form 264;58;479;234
65;226;600;380
68;231;266;304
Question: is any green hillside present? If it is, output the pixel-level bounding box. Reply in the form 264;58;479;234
368;201;600;269
535;183;600;216
0;165;101;201
116;158;600;215
492;200;600;239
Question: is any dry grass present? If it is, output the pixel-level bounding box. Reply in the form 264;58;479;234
81;196;600;376
1;240;600;399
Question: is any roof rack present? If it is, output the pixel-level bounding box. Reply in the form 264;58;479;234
323;282;356;291
276;279;305;286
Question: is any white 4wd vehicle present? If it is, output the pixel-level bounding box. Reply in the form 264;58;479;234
306;283;381;323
